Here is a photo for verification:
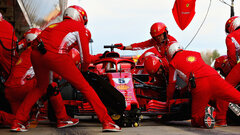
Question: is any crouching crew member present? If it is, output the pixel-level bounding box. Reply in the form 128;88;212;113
165;42;240;128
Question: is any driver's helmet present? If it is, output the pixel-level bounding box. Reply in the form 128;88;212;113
105;62;116;72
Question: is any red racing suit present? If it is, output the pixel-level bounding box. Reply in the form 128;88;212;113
1;47;69;126
130;35;177;57
224;29;240;123
225;63;240;88
0;19;19;80
15;19;114;124
226;28;240;68
225;28;240;86
167;50;240;127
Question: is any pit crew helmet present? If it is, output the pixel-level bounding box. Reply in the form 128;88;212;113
225;16;240;34
63;5;88;25
150;22;168;41
24;28;42;43
166;42;183;61
213;55;231;77
144;55;165;75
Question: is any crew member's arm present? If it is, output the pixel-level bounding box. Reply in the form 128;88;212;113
114;43;132;50
115;39;156;50
226;36;238;68
71;41;101;65
77;27;91;72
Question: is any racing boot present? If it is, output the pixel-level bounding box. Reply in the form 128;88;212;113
57;117;79;128
10;119;29;132
102;121;121;132
204;106;215;129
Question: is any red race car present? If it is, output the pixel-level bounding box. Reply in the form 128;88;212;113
52;45;192;126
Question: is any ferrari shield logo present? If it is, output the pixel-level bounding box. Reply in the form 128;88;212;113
187;56;196;63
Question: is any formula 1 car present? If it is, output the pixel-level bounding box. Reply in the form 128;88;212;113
48;45;141;127
88;45;142;126
48;45;193;127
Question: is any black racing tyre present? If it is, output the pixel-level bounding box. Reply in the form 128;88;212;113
59;81;74;100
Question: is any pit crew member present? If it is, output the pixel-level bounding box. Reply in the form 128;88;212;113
165;42;240;128
11;5;121;132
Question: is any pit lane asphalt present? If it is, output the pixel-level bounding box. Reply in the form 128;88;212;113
1;116;240;135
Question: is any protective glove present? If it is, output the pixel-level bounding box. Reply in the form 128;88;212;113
17;39;27;51
51;82;58;88
114;43;125;50
53;72;62;81
47;82;60;96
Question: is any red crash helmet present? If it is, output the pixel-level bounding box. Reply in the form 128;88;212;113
225;16;240;34
24;28;42;43
214;55;231;77
144;55;166;75
85;28;91;42
150;22;168;38
69;48;80;65
166;42;183;61
63;5;88;25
